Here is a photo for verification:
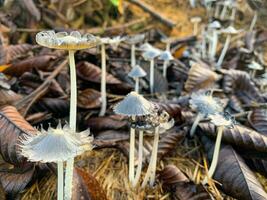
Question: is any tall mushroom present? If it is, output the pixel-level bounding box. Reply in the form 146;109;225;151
113;92;155;185
99;36;124;116
128;64;147;93
216;26;239;68
125;34;145;67
35;30;100;200
189;91;223;137
208;20;221;60
158;50;174;78
203;113;235;184
19;122;92;200
190;17;202;35
142;47;161;93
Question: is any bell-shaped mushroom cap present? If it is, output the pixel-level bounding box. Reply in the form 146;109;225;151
36;30;101;50
190;16;202;23
208;21;221;29
142;48;161;60
248;61;263;70
125;34;145;44
128;65;147;78
159;50;174;61
139;43;153;51
221;26;240;34
19;123;93;163
113;91;155;116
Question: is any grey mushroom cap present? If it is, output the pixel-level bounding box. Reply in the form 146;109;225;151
208;21;221;29
138;43;154;51
159;50;174;61
113;91;155;116
125;34;145;44
248;61;263;70
221;26;240;34
142;48;161;60
128;65;147;78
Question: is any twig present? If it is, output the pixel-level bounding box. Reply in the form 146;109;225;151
127;0;176;28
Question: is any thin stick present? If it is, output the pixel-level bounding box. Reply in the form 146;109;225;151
132;130;143;187
129;127;135;184
57;161;64;200
99;43;107;116
65;50;77;200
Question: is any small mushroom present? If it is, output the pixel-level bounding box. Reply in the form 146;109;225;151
142;47;161;93
216;26;240;68
36;30;100;199
128;64;147;93
99;36;124;116
114;92;155;185
190;17;202;35
125;34;145;67
189;91;223;137
202;112;235;184
247;60;263;78
161;37;177;51
19;122;93;200
158;50;174;78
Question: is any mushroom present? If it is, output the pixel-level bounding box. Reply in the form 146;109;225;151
189;91;223;137
248;60;263;78
158;50;174;78
128;64;147;93
99;36;124;116
202;113;235;184
208;21;221;60
19;122;93;200
219;0;232;20
125;34;145;67
161;37;177;52
216;26;239;68
190;17;202;35
113;92;155;185
36;30;100;199
142;47;161;93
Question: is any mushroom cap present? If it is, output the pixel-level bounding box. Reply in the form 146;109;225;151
101;36;124;45
209;113;235;128
139;43;154;51
190;92;223;116
19;123;93;163
113;92;155;116
142;48;161;60
36;30;101;50
190;17;202;23
221;26;239;34
128;65;147;78
161;37;178;44
208;21;221;29
248;61;263;70
125;34;145;44
159;50;174;61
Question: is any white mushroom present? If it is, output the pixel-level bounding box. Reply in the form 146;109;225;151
190;17;202;35
128;65;147;93
158;50;174;78
248;61;263;78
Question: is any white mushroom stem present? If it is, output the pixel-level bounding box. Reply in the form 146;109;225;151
216;34;231;68
211;30;218;59
131;44;136;67
65;50;77;200
99;43;107;116
249;13;258;32
57;161;64;200
201;28;207;58
129;126;135;184
163;60;169;78
190;113;204;137
132;130;143;187
193;22;199;35
250;69;256;78
134;77;140;93
166;43;171;52
214;3;220;18
141;126;160;188
220;4;228;20
203;126;224;184
150;59;155;94
230;7;236;21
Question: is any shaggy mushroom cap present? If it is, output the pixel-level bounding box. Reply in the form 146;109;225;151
190;92;223;116
19;123;93;163
248;61;263;70
113;91;155;116
159;50;174;61
36;30;101;50
128;65;147;78
209;112;236;128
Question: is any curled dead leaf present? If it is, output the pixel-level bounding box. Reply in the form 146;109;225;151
77;88;101;109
